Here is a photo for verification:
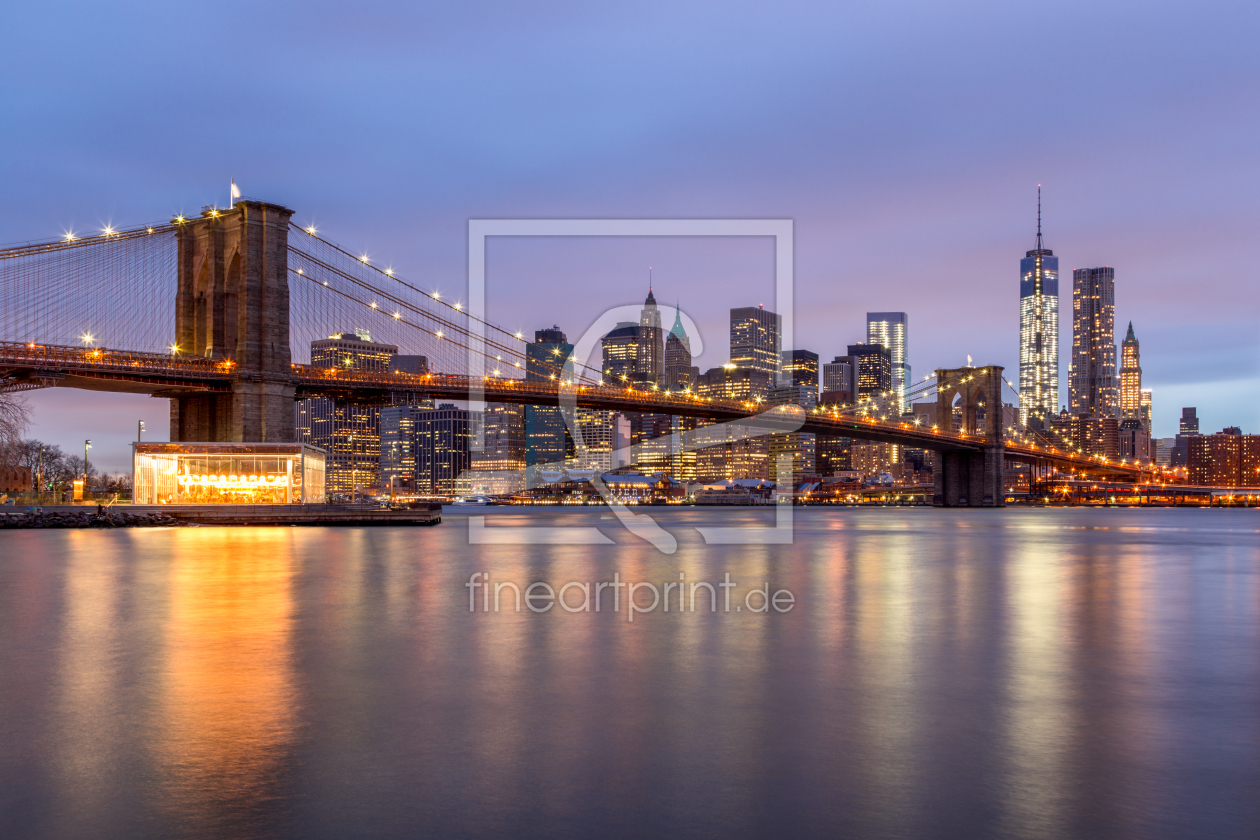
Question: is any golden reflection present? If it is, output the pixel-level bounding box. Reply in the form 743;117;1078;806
155;530;298;830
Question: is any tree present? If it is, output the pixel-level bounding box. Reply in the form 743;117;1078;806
0;392;32;463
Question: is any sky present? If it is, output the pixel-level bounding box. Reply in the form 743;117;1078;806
3;0;1258;471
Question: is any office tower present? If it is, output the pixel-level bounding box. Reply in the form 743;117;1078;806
525;327;574;479
631;413;698;480
469;404;526;495
782;350;819;392
414;404;473;496
1171;407;1200;467
1070;267;1117;418
816;436;852;476
1140;390;1152;431
299;330;399;494
695;429;769;481
1180;407;1199;435
569;409;619;473
695;366;773;401
821;356;857;403
1119;323;1141;419
867;313;908;412
637;289;664;385
766;384;817;481
601;322;639;384
730;305;782;380
846;343;892;404
1019;191;1060;426
664;307;694;390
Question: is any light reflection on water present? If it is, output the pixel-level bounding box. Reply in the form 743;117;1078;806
0;509;1257;839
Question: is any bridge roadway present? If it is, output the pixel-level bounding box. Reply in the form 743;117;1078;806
0;341;1169;483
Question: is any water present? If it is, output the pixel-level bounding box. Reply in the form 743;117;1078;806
0;508;1257;839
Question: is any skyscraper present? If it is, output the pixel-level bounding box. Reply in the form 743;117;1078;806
1070;266;1117;418
1119;322;1142;421
299;330;398;494
469;404;526;495
664;306;695;390
1019;190;1060;427
867;313;908;412
601;322;639;384
637;288;664;385
781;350;819;391
846;343;892;403
730;305;782;380
821;356;857;402
525;327;573;479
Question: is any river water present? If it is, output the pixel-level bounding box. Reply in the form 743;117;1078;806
0;508;1257;839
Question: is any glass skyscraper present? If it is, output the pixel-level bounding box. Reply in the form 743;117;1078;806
1019;192;1059;427
730;305;782;381
1069;267;1117;418
866;313;908;413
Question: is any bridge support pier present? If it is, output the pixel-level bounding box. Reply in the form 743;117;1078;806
933;446;1005;507
170;201;296;442
932;365;1006;508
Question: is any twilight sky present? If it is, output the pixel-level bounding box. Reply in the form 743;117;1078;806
4;0;1258;470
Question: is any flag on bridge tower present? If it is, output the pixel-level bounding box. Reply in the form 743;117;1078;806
230;179;241;204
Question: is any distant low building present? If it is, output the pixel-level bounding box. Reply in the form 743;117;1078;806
1188;428;1260;487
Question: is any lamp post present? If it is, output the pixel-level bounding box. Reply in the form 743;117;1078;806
84;439;91;481
138;420;145;442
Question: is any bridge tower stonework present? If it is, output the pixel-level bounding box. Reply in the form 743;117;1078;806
170;201;296;442
933;365;1006;507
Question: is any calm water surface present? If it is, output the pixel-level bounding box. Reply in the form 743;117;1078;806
1;508;1257;839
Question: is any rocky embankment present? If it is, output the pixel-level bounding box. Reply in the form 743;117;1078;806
0;510;184;529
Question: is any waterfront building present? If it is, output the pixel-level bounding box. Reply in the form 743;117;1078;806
782;350;819;392
695;430;769;481
525;327;574;480
846;343;892;405
414;404;473;496
867;312;909;413
766;384;818;481
730;305;782;380
1019;192;1060;426
133;443;326;505
1189;428;1260;487
1070;267;1118;418
569;408;620;474
299;330;399;494
632;413;699;481
637;289;664;385
468;404;526;495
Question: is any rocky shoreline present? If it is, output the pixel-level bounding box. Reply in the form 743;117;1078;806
0;510;185;529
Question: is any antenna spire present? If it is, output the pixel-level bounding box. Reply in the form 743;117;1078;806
1036;184;1043;249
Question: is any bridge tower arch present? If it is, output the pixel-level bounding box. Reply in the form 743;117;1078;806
933;365;1005;507
171;201;296;442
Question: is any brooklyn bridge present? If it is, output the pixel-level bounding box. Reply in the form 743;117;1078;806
0;200;1176;506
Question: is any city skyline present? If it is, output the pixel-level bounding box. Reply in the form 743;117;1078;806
7;3;1258;468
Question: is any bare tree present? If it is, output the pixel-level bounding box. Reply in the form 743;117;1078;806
0;392;32;461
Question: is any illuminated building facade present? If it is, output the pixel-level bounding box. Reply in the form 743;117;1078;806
695;366;773;401
569;409;620;473
821;356;856;402
846;343;892;403
1019;194;1059;426
1119;322;1142;420
696;430;769;481
730;305;782;380
467;404;526;495
1070;267;1117;418
637;289;664;385
525;327;574;479
632;413;699;480
299;331;398;494
867;312;908;412
602;323;639;384
133;443;326;505
1189;429;1260;487
782;350;819;392
766;384;817;481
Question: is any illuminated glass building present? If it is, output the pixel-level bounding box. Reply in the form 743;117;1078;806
1070;267;1117;418
696;366;773;401
637;288;664;385
468;404;526;495
846;343;892;404
866;313;908;412
730;305;782;381
1019;193;1060;427
525;327;574;480
664;307;695;391
602;322;640;384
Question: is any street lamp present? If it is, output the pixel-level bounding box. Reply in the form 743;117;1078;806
84;439;91;480
138;420;145;442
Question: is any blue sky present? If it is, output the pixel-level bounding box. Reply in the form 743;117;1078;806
4;0;1257;469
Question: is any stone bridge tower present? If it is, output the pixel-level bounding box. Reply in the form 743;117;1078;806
170;201;295;442
933;365;1005;507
